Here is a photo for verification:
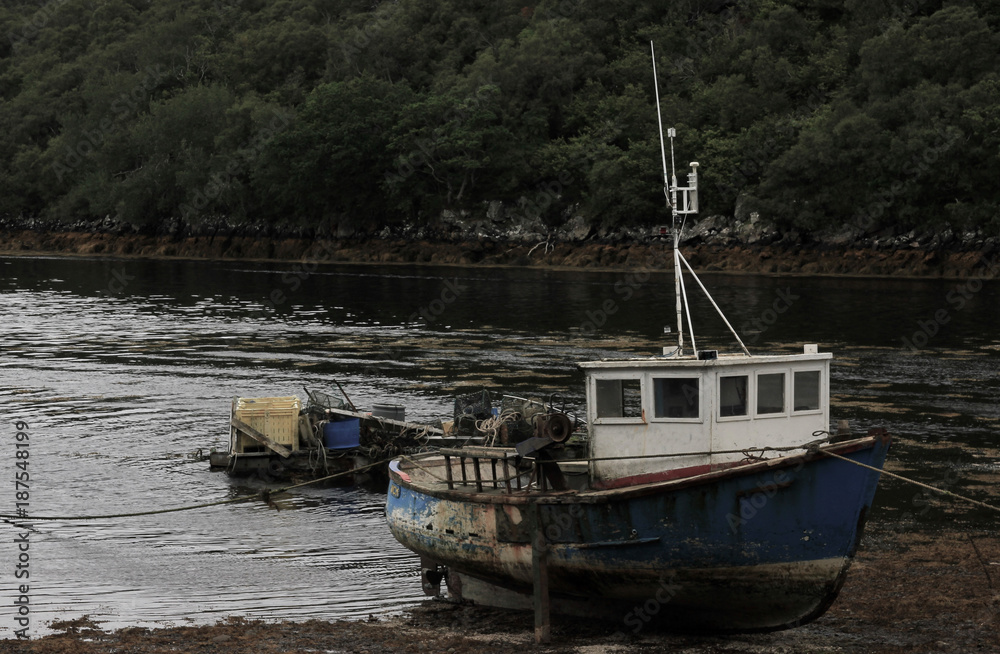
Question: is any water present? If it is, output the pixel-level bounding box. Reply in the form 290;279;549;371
1;254;998;637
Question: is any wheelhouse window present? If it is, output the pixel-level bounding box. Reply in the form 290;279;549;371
794;370;821;411
653;377;699;419
719;375;748;417
595;379;643;418
756;373;785;415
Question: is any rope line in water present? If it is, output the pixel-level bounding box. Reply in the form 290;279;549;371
0;458;393;523
812;447;1000;515
6;436;1000;522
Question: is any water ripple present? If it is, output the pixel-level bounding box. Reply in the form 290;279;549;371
1;255;998;637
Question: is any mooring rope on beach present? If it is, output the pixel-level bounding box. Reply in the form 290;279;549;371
808;445;1000;515
0;457;395;523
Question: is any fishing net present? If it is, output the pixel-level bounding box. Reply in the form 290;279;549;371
304;388;346;412
454;389;493;421
360;420;437;460
453;389;493;435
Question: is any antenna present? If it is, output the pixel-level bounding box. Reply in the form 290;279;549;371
650;42;750;359
651;41;686;355
650;42;670;211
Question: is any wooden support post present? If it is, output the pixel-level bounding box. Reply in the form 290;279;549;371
532;502;551;645
231;418;292;458
444;455;454;490
460;456;468;486
473;457;483;492
298;416;314;447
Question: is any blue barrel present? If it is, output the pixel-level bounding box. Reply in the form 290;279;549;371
323;418;360;449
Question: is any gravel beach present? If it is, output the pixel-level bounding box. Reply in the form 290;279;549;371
7;526;997;654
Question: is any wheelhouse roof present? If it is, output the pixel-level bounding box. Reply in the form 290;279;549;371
579;352;832;370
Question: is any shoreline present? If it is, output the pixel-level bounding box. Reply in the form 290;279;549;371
13;525;999;653
2;229;999;280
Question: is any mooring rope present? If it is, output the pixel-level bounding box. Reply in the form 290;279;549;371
0;457;394;523
809;446;1000;515
475;409;522;447
585;440;1000;515
400;435;1000;516
8;434;1000;523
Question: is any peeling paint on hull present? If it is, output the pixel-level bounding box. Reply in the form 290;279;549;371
385;436;891;632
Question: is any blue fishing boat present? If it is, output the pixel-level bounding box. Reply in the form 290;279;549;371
384;43;890;636
386;426;889;633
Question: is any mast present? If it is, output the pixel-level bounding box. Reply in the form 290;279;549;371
652;42;749;357
650;42;685;355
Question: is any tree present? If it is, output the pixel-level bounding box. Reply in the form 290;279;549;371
253;75;414;227
385;83;520;216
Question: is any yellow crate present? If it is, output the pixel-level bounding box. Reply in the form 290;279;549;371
233;396;301;453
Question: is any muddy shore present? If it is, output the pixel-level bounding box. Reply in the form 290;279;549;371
8;525;997;654
2;229;999;279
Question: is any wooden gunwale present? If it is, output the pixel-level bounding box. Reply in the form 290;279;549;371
392;434;887;505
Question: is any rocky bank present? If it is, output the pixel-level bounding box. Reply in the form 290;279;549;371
1;213;999;279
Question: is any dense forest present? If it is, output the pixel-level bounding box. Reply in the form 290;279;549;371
2;0;999;238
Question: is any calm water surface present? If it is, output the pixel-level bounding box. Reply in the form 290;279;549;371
1;254;998;636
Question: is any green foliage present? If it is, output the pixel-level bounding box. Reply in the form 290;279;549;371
384;82;521;216
1;0;1000;235
254;75;413;224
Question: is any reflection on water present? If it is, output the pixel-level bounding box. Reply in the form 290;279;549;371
1;255;998;636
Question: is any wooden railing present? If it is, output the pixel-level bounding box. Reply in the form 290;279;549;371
438;446;522;492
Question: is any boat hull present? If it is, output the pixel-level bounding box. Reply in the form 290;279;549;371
385;435;890;632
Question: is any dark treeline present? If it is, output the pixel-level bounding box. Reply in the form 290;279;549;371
2;0;999;237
